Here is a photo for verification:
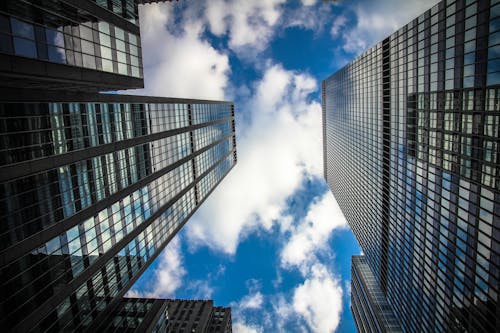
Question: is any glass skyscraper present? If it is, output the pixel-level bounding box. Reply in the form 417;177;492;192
0;91;236;332
0;0;144;91
91;297;232;333
323;0;499;331
0;1;236;332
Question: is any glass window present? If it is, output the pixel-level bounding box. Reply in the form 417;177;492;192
129;45;138;56
81;39;95;55
48;46;66;63
101;45;112;59
117;51;126;64
115;27;125;40
80;25;93;41
128;33;137;45
13;37;36;58
118;62;128;75
102;58;113;72
116;39;125;52
10;18;33;39
100;33;111;47
489;44;500;59
82;54;96;69
45;29;64;47
487;72;500;85
98;21;110;35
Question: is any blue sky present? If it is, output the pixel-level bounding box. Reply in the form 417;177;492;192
128;1;439;332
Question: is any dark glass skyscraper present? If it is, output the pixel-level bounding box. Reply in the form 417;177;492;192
0;91;236;332
323;0;499;331
0;1;236;332
0;0;146;91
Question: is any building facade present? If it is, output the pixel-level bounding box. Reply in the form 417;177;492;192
0;91;236;332
0;1;235;332
323;0;499;331
93;297;170;333
0;0;144;91
165;299;232;333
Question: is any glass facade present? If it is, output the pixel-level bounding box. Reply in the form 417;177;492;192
0;0;143;90
323;0;499;332
90;297;169;333
351;256;402;332
0;94;236;332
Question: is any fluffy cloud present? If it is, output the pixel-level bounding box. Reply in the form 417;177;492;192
232;322;264;333
292;264;343;333
280;191;347;272
330;15;347;38
340;0;440;55
205;0;286;55
266;263;344;333
186;64;323;254
127;237;185;298
238;292;264;310
136;3;229;99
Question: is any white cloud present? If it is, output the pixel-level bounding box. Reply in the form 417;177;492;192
186;64;324;254
341;0;440;55
127;237;185;298
186;280;214;299
239;292;264;310
301;0;317;6
292;264;343;333
280;191;347;272
134;3;230;99
330;15;347;38
266;264;344;333
204;0;286;55
233;322;264;333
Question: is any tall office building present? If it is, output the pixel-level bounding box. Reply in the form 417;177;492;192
164;299;232;333
0;90;236;332
323;0;499;331
91;297;232;333
94;297;169;332
0;0;145;91
0;1;235;332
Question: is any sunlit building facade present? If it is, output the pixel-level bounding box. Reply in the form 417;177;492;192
323;0;499;331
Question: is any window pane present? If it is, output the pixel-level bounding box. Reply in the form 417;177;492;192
10;18;33;39
83;54;96;69
13;37;36;58
46;28;65;47
48;45;66;63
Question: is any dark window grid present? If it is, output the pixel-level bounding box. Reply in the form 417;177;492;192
0;102;192;164
0;122;233;246
0;10;141;76
58;185;203;331
92;0;138;23
1;148;146;244
0;160;198;315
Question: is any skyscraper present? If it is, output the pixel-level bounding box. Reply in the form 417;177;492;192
0;90;236;332
163;299;232;333
0;1;235;332
323;0;499;331
0;0;144;91
91;297;232;333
